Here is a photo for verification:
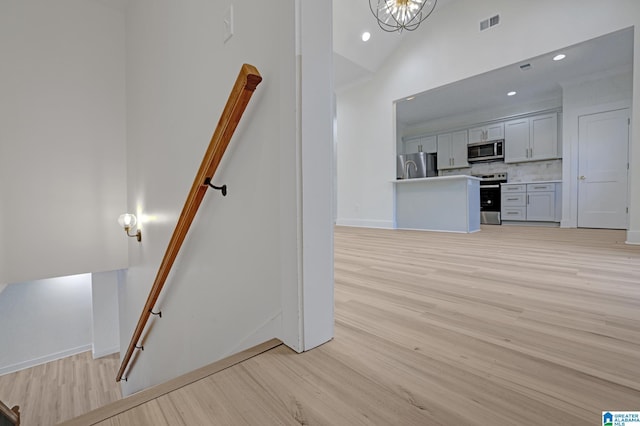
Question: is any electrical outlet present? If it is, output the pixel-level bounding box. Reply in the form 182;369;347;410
223;4;234;43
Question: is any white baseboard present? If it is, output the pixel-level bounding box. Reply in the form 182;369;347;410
0;344;92;376
227;312;282;357
626;230;640;245
395;226;480;234
92;345;120;360
336;218;394;229
502;221;560;228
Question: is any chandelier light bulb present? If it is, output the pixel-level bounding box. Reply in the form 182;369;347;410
370;0;437;33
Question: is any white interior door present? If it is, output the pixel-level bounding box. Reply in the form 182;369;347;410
577;108;629;229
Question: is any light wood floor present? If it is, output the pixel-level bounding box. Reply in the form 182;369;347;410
5;225;640;425
0;351;121;425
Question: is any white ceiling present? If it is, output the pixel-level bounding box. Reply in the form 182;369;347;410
395;28;634;125
332;3;634;126
333;0;456;90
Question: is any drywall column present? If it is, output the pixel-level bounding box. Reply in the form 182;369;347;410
91;271;121;359
626;27;640;244
297;0;335;351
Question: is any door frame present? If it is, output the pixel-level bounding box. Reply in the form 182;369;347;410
561;99;632;228
576;107;630;229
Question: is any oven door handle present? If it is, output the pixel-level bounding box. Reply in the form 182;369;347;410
481;184;501;188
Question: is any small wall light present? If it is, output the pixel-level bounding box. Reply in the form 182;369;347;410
118;213;142;242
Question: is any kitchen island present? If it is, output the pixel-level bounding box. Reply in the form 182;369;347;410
393;175;481;233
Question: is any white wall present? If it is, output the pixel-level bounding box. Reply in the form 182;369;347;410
91;271;121;359
0;205;5;290
336;0;640;241
0;274;92;375
119;0;333;395
0;0;128;285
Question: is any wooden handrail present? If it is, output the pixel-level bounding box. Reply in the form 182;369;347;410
0;400;20;426
116;64;263;382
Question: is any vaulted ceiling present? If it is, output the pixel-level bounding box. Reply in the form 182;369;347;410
333;1;634;126
333;0;456;90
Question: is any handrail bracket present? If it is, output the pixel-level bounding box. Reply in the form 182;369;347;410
204;177;227;197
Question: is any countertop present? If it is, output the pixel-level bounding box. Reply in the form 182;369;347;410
393;175;481;184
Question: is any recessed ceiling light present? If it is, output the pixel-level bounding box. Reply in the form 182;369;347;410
507;91;517;97
362;32;371;42
406;96;415;101
553;54;566;61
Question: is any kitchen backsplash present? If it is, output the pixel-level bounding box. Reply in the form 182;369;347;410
440;159;562;182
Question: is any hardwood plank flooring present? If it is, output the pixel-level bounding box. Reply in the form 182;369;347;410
60;339;282;426
0;351;121;426
94;225;640;425
4;225;640;425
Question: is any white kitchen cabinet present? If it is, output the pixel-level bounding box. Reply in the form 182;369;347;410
502;206;526;221
504;118;530;163
469;122;504;144
502;184;527;194
437;130;469;170
501;185;526;221
505;113;559;163
501;182;561;223
530;114;559;160
394;175;480;233
526;191;556;221
404;135;436;154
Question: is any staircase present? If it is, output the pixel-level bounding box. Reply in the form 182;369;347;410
116;63;263;384
60;339;280;426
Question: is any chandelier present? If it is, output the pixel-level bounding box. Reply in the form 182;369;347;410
369;0;437;33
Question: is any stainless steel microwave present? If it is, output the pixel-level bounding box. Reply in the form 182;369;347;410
467;139;504;162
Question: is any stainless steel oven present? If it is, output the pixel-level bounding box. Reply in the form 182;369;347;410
474;173;507;225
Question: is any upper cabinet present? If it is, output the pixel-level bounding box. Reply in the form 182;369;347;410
404;135;437;154
505;113;559;163
530;114;560;160
437;130;469;170
469;122;504;144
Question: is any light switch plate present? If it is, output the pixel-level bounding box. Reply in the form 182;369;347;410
223;4;234;43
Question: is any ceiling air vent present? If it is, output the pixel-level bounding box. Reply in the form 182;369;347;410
480;14;500;31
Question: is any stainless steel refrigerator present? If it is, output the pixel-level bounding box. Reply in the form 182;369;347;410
397;152;437;179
